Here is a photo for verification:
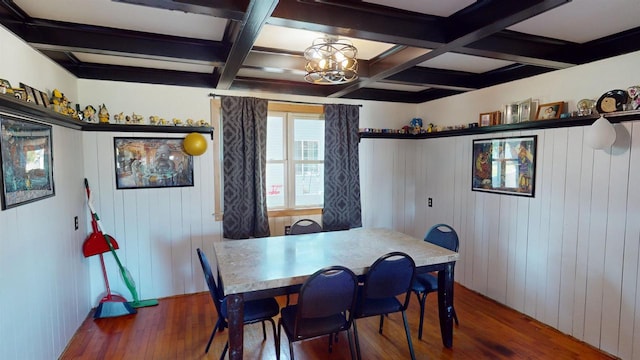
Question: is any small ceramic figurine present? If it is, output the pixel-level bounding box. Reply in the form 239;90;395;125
172;118;182;126
186;118;194;126
114;112;124;124
197;119;210;127
149;115;159;125
132;113;143;124
83;105;98;123
98;104;110;123
627;86;640;110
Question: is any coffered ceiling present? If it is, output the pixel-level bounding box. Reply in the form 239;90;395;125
1;0;639;103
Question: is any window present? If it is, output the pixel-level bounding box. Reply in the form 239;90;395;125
266;110;324;209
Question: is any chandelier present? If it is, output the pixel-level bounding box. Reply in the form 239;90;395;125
304;36;358;85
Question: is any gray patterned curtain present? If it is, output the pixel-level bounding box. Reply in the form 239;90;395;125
323;104;362;231
222;96;270;239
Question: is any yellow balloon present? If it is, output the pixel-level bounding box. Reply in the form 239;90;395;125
183;132;207;156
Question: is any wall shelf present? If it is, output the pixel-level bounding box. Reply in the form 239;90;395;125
0;94;213;135
359;110;640;140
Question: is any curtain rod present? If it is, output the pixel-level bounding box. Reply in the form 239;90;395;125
207;93;362;107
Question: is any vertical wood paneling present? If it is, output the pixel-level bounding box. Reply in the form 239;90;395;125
584;148;612;346
394;121;640;359
619;122;640;360
545;128;568;327
601;121;632;355
392;141;407;232
558;128;584;334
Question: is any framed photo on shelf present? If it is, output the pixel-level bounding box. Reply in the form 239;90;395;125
536;101;563;120
504;103;519;124
19;83;38;104
517;98;533;122
0;114;55;209
472;135;537;197
114;137;194;190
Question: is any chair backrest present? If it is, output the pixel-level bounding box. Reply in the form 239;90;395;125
424;224;459;252
293;265;358;338
197;248;225;318
288;218;323;235
362;252;415;309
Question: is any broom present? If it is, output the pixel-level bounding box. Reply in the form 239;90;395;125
85;178;159;309
84;181;136;318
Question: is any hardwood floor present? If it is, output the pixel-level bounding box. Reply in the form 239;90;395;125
61;284;614;359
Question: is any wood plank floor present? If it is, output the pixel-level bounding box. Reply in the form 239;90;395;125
61;284;615;359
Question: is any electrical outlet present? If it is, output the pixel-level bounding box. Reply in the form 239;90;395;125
428;198;433;207
74;216;79;230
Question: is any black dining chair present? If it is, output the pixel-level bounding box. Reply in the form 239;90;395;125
353;252;416;360
196;248;280;359
277;265;359;360
287;218;323;235
411;223;460;340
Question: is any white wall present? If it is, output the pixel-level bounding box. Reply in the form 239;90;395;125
389;51;640;359
77;81;419;303
0;25;88;360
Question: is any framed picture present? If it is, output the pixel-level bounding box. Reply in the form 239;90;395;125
19;83;38;104
472;135;537;197
517;98;533;122
479;111;501;126
536;101;563;120
504;103;519;124
39;91;50;108
114;137;194;189
0;114;55;209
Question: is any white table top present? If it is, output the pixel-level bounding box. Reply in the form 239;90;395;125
213;227;459;295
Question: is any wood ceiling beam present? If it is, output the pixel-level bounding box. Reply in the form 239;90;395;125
216;0;279;89
0;17;229;64
62;63;218;88
326;0;570;98
112;0;248;20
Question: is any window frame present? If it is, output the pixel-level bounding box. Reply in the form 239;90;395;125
267;104;324;211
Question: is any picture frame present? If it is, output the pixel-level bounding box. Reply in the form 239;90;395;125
472;135;537;197
504;103;519;124
517;98;533;122
19;83;38;104
39;91;50;108
536;101;563;120
114;137;194;189
478;111;501;126
0;114;55;209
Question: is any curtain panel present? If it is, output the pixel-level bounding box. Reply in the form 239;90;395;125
221;96;270;239
323;104;362;231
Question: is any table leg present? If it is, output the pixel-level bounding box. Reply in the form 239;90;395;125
437;263;454;348
226;294;244;360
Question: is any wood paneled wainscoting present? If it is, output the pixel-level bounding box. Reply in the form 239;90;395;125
60;283;613;359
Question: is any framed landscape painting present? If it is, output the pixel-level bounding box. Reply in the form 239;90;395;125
114;137;194;189
472;135;537;197
0;114;55;209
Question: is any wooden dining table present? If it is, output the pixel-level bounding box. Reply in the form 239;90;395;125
213;227;459;359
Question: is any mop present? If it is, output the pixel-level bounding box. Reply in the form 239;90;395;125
85;179;159;309
83;182;136;318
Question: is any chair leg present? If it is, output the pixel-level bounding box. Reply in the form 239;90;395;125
267;319;277;356
276;320;282;360
328;333;333;353
401;311;416;360
205;318;223;353
378;314;384;334
353;320;362;360
220;341;229;360
453;306;460;326
347;328;356;360
418;292;427;340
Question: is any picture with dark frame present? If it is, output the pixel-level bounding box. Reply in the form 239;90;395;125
536;101;563;120
0;114;55;209
114;137;194;189
472;135;537;197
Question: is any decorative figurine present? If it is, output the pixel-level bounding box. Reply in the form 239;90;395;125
149;115;159;125
82;105;98;123
114;112;124;124
98;104;110;123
